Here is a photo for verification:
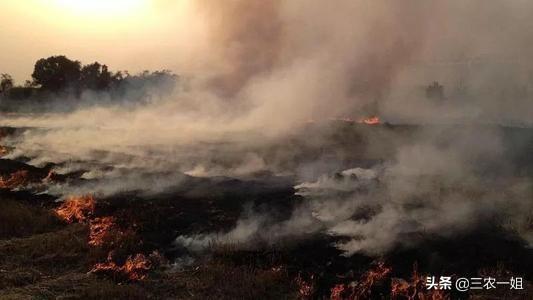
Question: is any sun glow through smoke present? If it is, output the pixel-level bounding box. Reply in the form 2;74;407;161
54;0;148;18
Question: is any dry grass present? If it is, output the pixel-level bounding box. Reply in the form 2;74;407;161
0;221;151;299
1;255;297;299
142;260;297;300
0;199;61;239
0;273;148;300
0;206;297;299
0;224;88;290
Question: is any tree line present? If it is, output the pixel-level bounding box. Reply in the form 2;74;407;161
1;55;177;100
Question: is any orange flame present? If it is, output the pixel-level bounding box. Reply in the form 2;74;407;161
330;284;348;300
123;254;153;281
391;266;448;300
0;145;9;156
43;170;60;183
91;253;152;281
329;261;392;299
0;170;29;189
55;195;96;223
89;216;117;247
295;273;316;298
355;261;392;298
56;194;155;282
358;116;381;125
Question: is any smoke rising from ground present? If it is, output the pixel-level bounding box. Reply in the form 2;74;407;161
175;126;533;256
4;0;533;148
1;1;533;255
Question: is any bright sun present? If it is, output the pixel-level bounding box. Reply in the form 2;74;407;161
54;0;148;18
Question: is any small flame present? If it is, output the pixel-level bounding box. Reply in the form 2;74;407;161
330;284;347;300
89;216;117;247
0;129;11;156
91;253;152;281
391;265;448;300
358;116;381;125
56;194;155;282
0;170;29;189
43;170;60;183
295;273;316;298
55;195;96;223
123;254;153;281
329;261;392;299
355;261;392;298
0;145;9;156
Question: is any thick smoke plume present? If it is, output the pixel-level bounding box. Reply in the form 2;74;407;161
2;0;533;255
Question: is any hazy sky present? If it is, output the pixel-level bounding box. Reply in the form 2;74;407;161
0;0;203;83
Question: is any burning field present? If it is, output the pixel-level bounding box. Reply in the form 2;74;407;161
2;0;533;299
0;119;531;299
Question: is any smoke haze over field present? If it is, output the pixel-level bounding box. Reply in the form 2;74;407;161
5;0;533;126
2;0;533;255
174;126;533;256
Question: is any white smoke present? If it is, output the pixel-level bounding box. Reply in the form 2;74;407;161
1;0;533;256
175;127;533;256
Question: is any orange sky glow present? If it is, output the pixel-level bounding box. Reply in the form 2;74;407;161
0;0;203;82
